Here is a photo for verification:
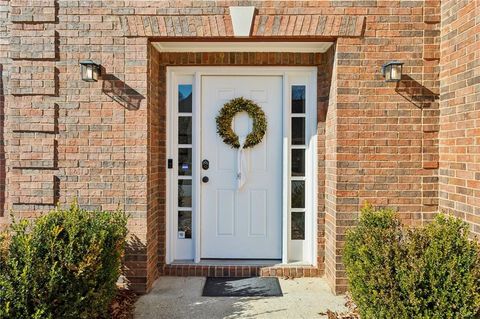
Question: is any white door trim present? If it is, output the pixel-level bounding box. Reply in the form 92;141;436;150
166;66;317;265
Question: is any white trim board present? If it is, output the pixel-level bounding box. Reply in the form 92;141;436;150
153;41;333;53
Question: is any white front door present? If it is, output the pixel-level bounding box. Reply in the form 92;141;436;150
201;76;283;259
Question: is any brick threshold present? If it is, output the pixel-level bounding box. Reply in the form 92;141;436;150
162;260;320;278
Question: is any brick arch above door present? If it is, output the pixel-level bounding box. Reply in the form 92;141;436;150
119;14;365;38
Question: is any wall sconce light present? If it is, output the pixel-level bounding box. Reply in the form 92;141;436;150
79;60;101;82
382;61;403;82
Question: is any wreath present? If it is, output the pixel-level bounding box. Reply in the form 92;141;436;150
215;97;267;149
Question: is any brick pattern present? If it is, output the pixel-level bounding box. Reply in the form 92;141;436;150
323;2;441;293
10;171;55;205
144;44;162;293
317;47;335;278
163;264;320;278
420;0;441;215
9;101;57;133
252;15;364;37
439;0;480;235
121;14;365;38
164;264;265;277
6;0;59;221
9;24;56;60
324;42;338;293
0;0;7;219
10;132;56;169
10;62;56;95
54;34;151;292
10;0;56;23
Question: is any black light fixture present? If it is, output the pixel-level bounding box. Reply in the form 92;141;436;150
79;60;101;82
382;61;403;82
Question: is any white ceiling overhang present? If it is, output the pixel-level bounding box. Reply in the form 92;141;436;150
152;41;333;53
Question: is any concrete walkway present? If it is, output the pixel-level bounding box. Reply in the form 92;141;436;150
134;277;348;319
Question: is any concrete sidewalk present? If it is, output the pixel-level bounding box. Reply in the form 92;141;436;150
134;277;348;319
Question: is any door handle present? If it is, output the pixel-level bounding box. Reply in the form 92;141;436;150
202;176;209;183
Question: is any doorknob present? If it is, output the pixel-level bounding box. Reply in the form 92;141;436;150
202;176;209;183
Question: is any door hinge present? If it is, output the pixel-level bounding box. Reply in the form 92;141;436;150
167;158;173;169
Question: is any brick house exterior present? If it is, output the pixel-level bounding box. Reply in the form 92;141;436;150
0;0;478;295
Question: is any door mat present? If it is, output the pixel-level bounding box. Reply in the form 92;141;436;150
202;277;283;297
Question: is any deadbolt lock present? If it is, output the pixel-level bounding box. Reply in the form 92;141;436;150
202;159;209;170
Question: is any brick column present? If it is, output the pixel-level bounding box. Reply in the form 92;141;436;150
325;38;362;294
324;1;441;293
439;0;480;235
420;0;441;221
324;42;342;293
0;0;8;223
7;0;58;221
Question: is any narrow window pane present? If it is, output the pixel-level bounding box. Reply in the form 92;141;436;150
291;181;305;208
291;211;305;240
291;149;305;176
178;116;192;144
178;148;192;176
178;180;192;207
292;85;305;113
178;211;192;239
292;117;305;145
178;84;192;113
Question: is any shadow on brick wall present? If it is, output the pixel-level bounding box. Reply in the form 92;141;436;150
102;73;144;111
318;45;335;122
395;75;439;109
123;233;148;292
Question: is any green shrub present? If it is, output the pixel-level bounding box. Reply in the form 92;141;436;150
344;204;480;319
399;215;480;318
0;202;128;319
343;205;407;318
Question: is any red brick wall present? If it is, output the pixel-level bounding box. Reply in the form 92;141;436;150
144;44;162;293
2;0;463;295
324;2;440;293
0;65;4;218
0;0;9;220
324;42;339;292
439;0;480;235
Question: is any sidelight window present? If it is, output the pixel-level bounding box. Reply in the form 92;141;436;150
290;85;306;241
177;84;193;239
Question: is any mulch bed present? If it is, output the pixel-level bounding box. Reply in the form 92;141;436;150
109;288;138;319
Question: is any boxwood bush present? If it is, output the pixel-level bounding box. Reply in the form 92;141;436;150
344;204;480;319
0;202;128;319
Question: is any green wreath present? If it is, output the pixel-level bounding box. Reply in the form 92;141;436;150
215;97;267;149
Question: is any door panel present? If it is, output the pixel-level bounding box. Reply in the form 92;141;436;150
216;189;235;236
201;76;283;259
249;189;267;236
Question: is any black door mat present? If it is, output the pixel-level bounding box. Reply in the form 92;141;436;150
202;277;283;297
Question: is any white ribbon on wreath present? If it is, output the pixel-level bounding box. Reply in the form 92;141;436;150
237;135;248;189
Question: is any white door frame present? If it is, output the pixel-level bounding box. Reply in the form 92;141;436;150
166;66;317;265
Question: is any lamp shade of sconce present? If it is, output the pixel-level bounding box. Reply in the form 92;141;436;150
382;61;403;82
79;60;101;82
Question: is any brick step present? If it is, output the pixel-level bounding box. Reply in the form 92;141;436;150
163;262;320;278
